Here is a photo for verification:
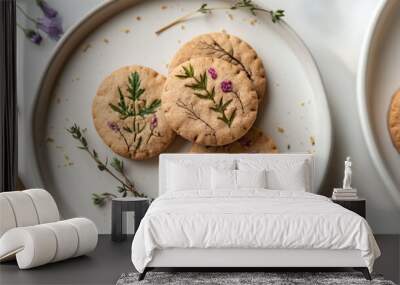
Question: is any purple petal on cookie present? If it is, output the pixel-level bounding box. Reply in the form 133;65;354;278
150;115;158;130
221;80;233;93
208;67;218;80
107;121;120;132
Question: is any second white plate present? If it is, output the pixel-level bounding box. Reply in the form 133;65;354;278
357;0;400;208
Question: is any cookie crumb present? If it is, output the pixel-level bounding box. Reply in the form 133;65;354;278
227;13;234;20
103;38;109;44
310;136;316;146
250;18;257;26
122;28;130;34
136;16;141;21
161;5;167;10
287;144;291;150
46;137;54;143
277;127;285;133
82;43;91;52
221;29;227;34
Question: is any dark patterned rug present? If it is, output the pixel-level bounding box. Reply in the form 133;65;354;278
116;272;396;285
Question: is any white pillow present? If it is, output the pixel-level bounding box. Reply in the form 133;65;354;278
238;159;310;191
167;160;235;191
236;169;267;189
267;163;308;191
211;168;236;190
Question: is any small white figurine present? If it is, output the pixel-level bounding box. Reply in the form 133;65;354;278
343;156;352;189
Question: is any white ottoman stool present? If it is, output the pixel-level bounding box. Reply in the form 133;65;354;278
0;189;98;269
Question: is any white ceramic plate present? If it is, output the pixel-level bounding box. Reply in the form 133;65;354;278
30;0;331;233
357;0;400;208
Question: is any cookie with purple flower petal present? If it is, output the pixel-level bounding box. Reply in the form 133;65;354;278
169;32;267;101
162;57;258;146
92;65;175;160
190;127;278;154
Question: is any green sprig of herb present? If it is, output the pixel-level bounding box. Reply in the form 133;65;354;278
210;97;236;127
67;123;146;206
176;64;236;127
108;71;162;153
155;0;285;35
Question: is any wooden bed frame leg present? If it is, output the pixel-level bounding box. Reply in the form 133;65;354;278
354;267;371;280
138;268;148;281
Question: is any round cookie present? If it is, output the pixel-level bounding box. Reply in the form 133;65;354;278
388;89;400;153
92;65;175;160
190;127;278;154
169;32;267;100
162;57;258;146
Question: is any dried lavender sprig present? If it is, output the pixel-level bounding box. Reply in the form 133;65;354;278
155;1;285;35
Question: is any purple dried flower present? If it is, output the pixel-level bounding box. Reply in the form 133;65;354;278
221;80;233;93
208;67;218;80
23;28;43;45
150;115;158;130
36;0;58;18
107;121;120;133
37;16;63;40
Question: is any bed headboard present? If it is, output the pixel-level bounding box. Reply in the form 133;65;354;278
159;153;315;195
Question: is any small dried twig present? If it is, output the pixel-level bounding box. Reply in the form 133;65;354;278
156;1;285;35
67;124;146;206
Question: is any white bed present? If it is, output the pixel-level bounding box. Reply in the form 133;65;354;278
131;154;380;280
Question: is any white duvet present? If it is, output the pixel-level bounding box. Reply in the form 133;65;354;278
131;190;380;272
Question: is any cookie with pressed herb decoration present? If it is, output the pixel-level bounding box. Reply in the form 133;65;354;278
169;32;267;101
388;89;400;153
92;65;175;160
162;57;258;146
190;127;278;153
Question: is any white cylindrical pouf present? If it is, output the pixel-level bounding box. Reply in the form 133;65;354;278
0;226;57;269
0;196;17;237
1;192;39;227
65;218;98;257
24;189;60;224
43;221;79;262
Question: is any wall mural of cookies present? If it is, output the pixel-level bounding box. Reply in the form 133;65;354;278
37;0;331;233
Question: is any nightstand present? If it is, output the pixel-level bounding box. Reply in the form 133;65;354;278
331;198;366;218
111;197;150;242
